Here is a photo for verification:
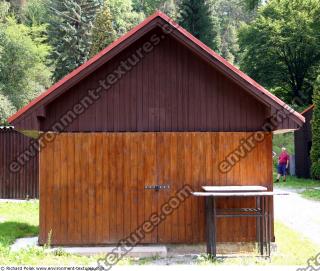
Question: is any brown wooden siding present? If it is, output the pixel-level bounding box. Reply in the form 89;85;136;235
39;132;273;245
15;29;270;132
0;128;39;199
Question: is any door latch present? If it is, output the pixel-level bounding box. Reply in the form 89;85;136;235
144;185;170;191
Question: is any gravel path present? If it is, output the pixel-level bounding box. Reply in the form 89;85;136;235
274;188;320;245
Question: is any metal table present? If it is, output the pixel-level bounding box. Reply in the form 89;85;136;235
193;186;288;258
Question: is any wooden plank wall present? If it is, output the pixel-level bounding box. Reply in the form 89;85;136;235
0;128;39;199
39;132;273;245
14;30;269;132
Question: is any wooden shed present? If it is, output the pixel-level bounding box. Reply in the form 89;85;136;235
9;12;304;246
0;126;39;199
294;105;314;178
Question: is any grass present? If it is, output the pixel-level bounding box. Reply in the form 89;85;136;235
0;201;319;266
0;201;95;266
273;175;320;201
300;188;320;201
196;221;320;266
273;175;320;189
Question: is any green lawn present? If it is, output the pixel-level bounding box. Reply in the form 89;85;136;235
195;221;320;266
274;175;320;189
0;201;95;266
0;201;319;266
300;188;320;201
273;175;320;201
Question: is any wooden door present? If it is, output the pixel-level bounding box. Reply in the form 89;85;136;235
39;132;273;245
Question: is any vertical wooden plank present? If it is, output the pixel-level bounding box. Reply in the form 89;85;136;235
136;133;145;242
80;133;89;244
73;133;82;244
44;134;54;244
88;134;96;243
143;133;156;242
108;133;116;242
52;134;61;244
102;133;110;243
198;133;206;241
123;133;131;238
130;133;138;237
115;134;124;241
191;133;200;242
67;133;75;244
176;133;186;242
184;132;193;242
39;135;47;244
60;134;68;244
156;132;165;242
170;133;179;242
95;133;103;244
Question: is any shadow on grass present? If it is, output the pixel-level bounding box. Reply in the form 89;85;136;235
0;221;38;247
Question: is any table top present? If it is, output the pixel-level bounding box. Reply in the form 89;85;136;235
192;191;289;197
202;186;268;192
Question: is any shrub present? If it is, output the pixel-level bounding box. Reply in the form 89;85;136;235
311;76;320;179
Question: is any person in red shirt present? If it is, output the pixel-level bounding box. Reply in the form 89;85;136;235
275;147;290;183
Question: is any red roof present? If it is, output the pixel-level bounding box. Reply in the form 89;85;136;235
8;11;305;125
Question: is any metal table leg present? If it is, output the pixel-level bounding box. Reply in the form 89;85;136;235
259;196;264;256
212;197;216;256
205;196;215;257
256;196;261;254
267;196;271;257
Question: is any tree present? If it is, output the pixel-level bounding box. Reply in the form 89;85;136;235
90;1;115;56
177;0;220;50
21;0;48;26
0;92;15;124
244;0;263;10
177;0;221;52
45;0;101;81
106;0;144;38
90;0;144;56
0;16;52;112
311;76;320;179
214;0;255;64
238;0;320;106
132;0;176;17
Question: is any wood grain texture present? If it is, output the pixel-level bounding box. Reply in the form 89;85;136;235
13;29;270;133
0;128;39;199
39;132;273;245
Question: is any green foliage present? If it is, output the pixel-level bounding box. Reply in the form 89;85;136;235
133;0;166;15
21;0;48;26
238;0;320;106
244;0;262;10
177;0;221;52
90;1;115;56
0;2;10;21
107;0;144;38
214;0;255;64
45;0;101;81
132;0;176;17
311;76;320;179
0;15;52;114
90;0;144;56
0;92;15;124
273;132;294;155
